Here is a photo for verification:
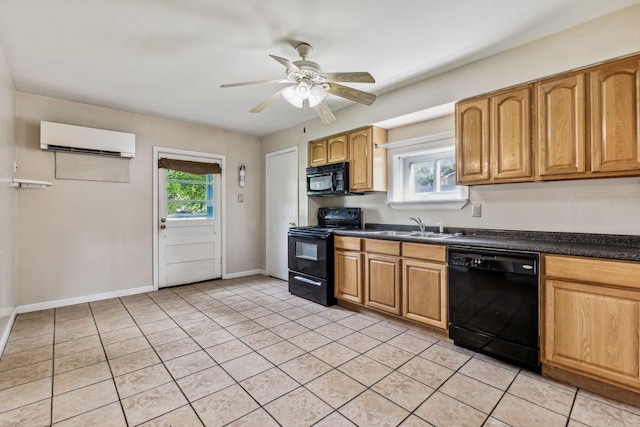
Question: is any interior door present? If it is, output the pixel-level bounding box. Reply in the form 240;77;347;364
266;147;298;280
158;154;222;288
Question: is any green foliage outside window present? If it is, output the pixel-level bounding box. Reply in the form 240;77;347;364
166;170;213;217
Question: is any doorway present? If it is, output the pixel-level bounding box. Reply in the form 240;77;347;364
266;147;299;280
153;147;225;289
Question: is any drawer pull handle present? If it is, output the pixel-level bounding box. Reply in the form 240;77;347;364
293;276;322;286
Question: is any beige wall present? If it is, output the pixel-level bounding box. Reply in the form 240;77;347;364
0;44;16;345
261;4;640;235
15;93;262;306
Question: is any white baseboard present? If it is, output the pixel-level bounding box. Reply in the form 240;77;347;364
16;285;155;314
224;269;267;279
0;307;18;358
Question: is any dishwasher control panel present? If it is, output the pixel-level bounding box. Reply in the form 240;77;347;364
448;248;538;275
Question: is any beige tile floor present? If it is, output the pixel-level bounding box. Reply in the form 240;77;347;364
1;274;639;426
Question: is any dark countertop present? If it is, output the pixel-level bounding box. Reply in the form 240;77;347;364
333;224;640;262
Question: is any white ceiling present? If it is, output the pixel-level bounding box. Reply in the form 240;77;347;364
0;0;638;137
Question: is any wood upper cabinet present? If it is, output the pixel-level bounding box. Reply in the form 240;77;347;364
536;73;588;179
327;134;348;164
334;236;363;304
456;86;533;184
348;126;388;192
490;86;534;182
309;140;328;167
364;239;401;315
590;57;640;174
402;244;447;330
542;254;640;392
309;133;348;166
456;98;490;184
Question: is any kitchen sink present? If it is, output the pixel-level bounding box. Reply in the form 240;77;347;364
368;230;413;236
409;232;455;239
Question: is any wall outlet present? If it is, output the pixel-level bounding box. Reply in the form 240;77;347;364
238;194;244;203
471;204;482;217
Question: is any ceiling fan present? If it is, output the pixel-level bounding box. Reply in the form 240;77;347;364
220;42;377;124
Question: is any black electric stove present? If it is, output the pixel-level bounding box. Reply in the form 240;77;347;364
288;207;361;305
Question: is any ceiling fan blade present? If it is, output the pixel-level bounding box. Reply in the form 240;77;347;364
320;72;375;84
269;55;301;72
327;83;377;106
220;79;289;88
250;88;285;113
314;101;336;124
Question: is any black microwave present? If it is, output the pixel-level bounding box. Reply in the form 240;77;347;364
306;162;362;196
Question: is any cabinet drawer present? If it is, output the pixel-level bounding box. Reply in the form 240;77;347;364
364;239;401;256
402;243;446;262
544;254;640;290
335;236;361;251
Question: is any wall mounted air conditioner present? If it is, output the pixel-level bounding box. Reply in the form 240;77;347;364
40;121;136;158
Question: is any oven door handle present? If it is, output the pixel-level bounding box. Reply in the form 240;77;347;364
293;275;322;287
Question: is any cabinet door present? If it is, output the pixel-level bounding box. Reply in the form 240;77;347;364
365;253;401;315
590;58;640;173
402;259;447;330
309;140;327;166
456;97;490;184
537;74;588;178
335;249;363;304
349;128;373;191
327;134;348;164
543;278;640;390
490;86;534;182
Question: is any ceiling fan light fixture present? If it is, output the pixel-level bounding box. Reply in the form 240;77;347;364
282;79;327;109
308;84;327;108
282;84;303;108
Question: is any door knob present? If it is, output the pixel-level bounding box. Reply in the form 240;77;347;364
160;218;166;223
160;225;166;229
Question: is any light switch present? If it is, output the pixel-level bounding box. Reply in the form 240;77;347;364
238;194;244;203
471;204;481;217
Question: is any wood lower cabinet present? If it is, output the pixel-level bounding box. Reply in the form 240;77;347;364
364;239;401;315
543;254;640;392
402;243;447;330
335;238;448;332
334;236;363;304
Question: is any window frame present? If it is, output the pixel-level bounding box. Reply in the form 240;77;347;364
386;139;469;210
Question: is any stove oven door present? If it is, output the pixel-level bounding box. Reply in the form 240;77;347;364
288;234;329;279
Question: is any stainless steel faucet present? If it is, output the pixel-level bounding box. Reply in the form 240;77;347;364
409;217;426;233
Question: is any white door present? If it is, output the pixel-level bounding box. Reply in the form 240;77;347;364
158;153;222;288
266;147;298;280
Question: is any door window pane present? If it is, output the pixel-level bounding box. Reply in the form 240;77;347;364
166;170;214;218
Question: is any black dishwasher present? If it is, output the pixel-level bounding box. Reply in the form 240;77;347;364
448;247;540;372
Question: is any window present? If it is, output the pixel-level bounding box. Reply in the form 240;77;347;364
387;143;468;210
166;170;214;219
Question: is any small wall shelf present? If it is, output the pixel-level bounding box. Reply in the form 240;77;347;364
12;179;54;189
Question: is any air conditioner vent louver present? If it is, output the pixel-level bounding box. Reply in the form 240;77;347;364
40;121;136;158
45;144;122;157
